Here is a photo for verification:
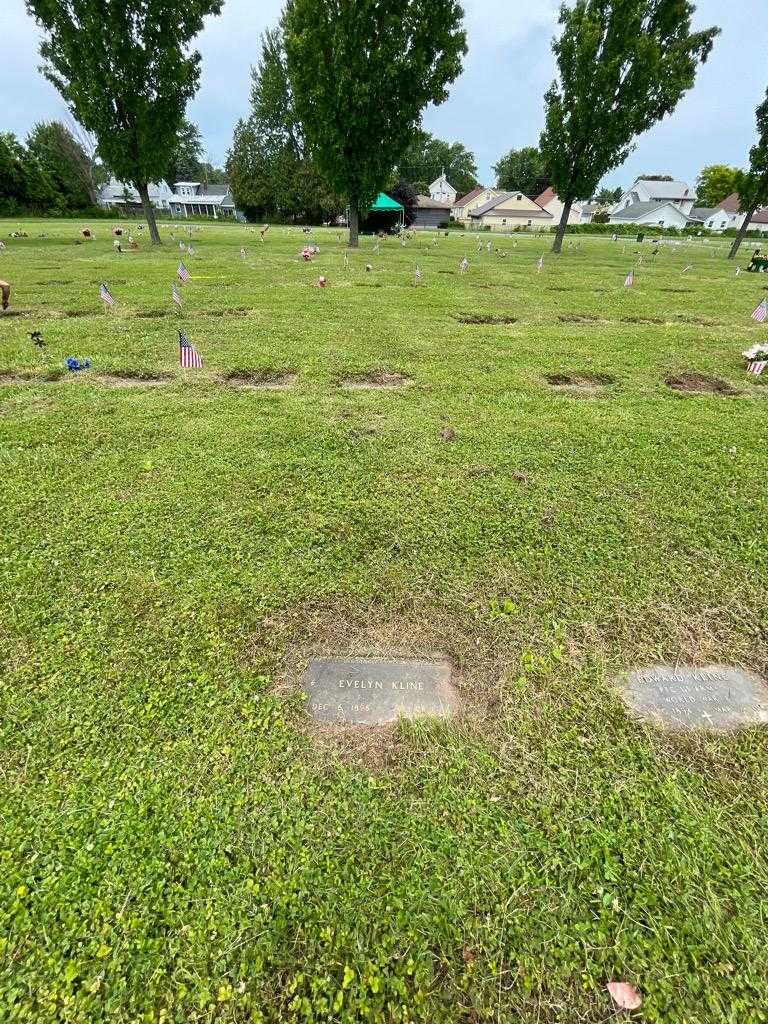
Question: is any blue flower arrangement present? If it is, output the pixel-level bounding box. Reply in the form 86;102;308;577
65;357;91;372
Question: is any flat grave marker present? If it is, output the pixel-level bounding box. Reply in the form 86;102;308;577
619;664;768;731
303;656;457;725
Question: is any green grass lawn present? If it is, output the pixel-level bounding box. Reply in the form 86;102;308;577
1;218;767;1023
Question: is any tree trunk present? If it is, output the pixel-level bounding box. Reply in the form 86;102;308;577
551;199;572;253
728;205;757;260
137;183;161;244
348;203;359;248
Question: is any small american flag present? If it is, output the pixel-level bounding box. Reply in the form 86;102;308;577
460;257;469;273
373;241;380;253
343;252;349;269
415;264;422;283
537;256;544;273
178;330;202;368
240;247;246;260
172;282;182;308
624;270;634;288
99;283;115;308
177;261;190;284
751;299;767;322
748;359;767;375
187;244;194;256
736;267;741;277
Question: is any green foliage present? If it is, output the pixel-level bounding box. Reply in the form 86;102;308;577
493;146;550;198
1;221;768;1022
283;0;467;243
396;129;479;197
227;26;342;224
26;122;93;209
595;186;623;204
389;180;418;227
26;0;223;242
696;164;741;208
540;0;719;251
167;118;205;184
728;88;768;261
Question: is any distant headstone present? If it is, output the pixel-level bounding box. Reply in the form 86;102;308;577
620;664;768;731
303;656;457;725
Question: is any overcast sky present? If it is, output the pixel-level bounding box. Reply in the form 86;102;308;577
4;0;766;192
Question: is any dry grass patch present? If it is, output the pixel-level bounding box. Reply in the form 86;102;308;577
665;372;739;396
456;313;518;325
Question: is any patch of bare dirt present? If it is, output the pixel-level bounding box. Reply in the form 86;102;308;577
545;371;616;388
665;372;739;395
199;307;252;317
676;315;721;327
0;310;32;319
134;310;169;319
456;313;518;325
221;368;297;390
37;279;73;286
340;369;412;389
660;288;694;294
97;370;173;387
621;315;666;325
558;313;603;324
0;368;65;383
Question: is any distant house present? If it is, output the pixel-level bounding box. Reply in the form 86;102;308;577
97;177;173;212
168;182;238;219
452;186;503;224
468;191;553;231
612;178;696;217
412;195;453;229
747;208;768;234
534;187;582;225
579;202;604;224
429;172;457;205
609;201;691;230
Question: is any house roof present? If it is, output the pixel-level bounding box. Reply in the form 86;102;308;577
610;200;686;221
200;184;230;197
581;202;602;214
535;187;556;206
689;207;717;223
634;178;695;201
455;186;487;207
717;192;742;213
751;208;768;224
469;192;553;219
429;172;456;193
416;195;452;210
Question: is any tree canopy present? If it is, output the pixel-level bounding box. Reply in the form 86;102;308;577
0;125;102;216
26;0;223;243
283;0;467;246
729;88;768;259
396;130;478;197
540;0;719;252
695;164;741;208
227;26;342;224
493;147;550;198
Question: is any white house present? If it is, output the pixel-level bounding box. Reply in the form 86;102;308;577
429;171;457;205
168;182;238;218
700;194;746;233
609;201;691;230
534;187;582;224
97;177;174;211
612;177;696;217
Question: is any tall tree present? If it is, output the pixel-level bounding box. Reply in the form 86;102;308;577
26;122;92;210
493;147;550;198
284;0;467;247
696;164;741;208
26;0;223;244
728;89;768;260
540;0;719;253
167;119;205;185
397;130;479;197
595;185;623;204
227;25;341;223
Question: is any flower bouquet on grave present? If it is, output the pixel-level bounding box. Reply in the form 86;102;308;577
302;245;314;261
743;344;768;376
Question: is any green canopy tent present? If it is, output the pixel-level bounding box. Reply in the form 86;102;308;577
349;192;405;232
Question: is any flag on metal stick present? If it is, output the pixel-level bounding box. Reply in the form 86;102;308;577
751;298;768;322
240;247;247;260
343;251;349;269
171;282;182;308
415;264;422;284
187;244;194;256
459;256;469;273
99;283;115;309
624;269;635;288
537;256;544;273
178;330;202;368
177;261;190;284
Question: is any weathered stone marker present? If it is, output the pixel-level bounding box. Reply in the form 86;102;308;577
620;664;768;731
303;656;457;725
